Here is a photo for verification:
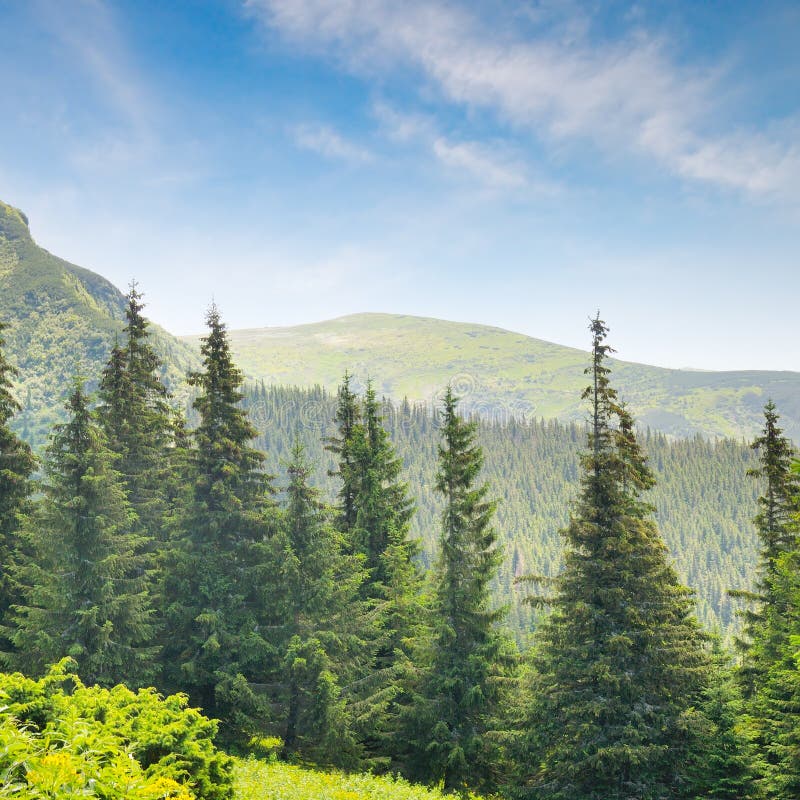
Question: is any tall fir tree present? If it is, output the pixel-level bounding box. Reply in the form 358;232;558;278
265;441;368;768
749;547;800;798
325;372;361;538
0;321;36;664
9;381;155;686
403;386;515;794
520;316;711;800
0;320;36;633
349;382;416;590
348;382;427;767
161;304;276;740
733;401;800;693
735;403;800;797
96;283;174;543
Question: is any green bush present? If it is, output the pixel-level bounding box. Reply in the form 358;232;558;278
0;659;233;799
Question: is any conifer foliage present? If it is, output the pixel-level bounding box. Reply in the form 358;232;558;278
161;304;275;739
405;386;515;794
521;317;712;800
735;402;800;797
0;319;35;629
325;377;426;767
96;284;174;543
266;441;367;768
10;382;155;686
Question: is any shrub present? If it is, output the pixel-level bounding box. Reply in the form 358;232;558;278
0;659;233;799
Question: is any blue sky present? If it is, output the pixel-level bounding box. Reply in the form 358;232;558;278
1;0;798;370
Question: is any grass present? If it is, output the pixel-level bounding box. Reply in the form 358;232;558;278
233;759;485;800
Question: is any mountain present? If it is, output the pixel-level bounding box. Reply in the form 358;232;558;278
0;200;198;444
201;313;800;441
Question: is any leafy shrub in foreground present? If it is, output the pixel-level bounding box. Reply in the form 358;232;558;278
0;659;233;799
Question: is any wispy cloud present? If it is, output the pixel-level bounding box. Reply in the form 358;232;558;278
30;0;158;171
431;138;526;189
373;102;561;193
291;123;375;164
246;0;800;202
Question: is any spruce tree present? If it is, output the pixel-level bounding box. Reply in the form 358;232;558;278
751;546;800;797
734;401;800;693
521;316;711;800
349;383;414;588
161;304;275;739
682;640;758;799
349;382;426;766
9;381;155;686
735;403;800;796
266;441;367;767
326;372;361;538
0;319;36;631
404;386;515;794
324;377;427;766
97;284;173;542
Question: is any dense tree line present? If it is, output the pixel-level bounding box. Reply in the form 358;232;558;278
1;293;798;798
240;384;759;639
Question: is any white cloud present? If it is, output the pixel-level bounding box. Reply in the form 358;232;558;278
432;138;526;189
291;123;374;163
246;0;800;202
373;102;544;191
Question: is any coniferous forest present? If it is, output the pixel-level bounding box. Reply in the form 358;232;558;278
1;288;800;800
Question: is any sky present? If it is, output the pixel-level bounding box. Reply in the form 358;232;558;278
0;0;798;371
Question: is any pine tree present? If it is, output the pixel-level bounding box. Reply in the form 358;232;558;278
520;316;711;800
733;403;800;797
9;381;155;686
348;383;426;766
161;304;276;740
751;546;800;797
350;382;416;592
734;401;800;693
266;441;367;768
0;319;36;632
97;284;173;542
326;372;361;538
685;642;758;799
404;387;515;794
323;377;427;766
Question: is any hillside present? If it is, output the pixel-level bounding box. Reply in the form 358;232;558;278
0;200;198;443
243;385;760;640
204;313;800;441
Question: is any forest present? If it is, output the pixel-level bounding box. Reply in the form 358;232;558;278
1;287;799;800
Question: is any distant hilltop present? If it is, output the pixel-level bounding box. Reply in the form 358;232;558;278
2;199;800;442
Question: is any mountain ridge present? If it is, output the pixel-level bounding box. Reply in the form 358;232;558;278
183;311;800;441
3;198;798;442
0;200;199;444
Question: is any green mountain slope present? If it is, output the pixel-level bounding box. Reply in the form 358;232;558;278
0;200;198;443
243;385;759;640
206;313;800;441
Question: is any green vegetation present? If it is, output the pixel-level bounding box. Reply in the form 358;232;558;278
517;317;716;799
197;311;800;441
6;199;800;798
233;759;484;800
242;384;759;640
8;381;155;686
0;200;198;446
0;318;35;639
161;306;276;741
0;660;232;799
403;387;515;793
